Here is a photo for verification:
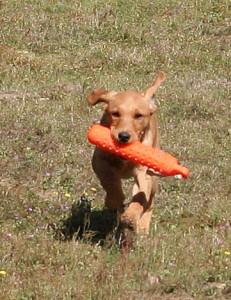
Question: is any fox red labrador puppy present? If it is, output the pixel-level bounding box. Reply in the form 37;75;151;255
87;72;165;235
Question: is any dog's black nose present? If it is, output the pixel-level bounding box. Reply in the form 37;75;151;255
118;132;131;143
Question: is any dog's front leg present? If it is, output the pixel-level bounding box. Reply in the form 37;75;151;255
120;169;158;235
92;150;125;210
136;174;158;235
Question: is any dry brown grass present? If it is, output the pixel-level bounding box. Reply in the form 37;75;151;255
0;0;231;299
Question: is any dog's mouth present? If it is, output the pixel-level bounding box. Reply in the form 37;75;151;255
138;130;145;142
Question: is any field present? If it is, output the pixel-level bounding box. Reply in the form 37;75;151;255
0;0;231;299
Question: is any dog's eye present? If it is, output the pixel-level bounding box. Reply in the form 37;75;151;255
111;112;120;118
134;113;143;120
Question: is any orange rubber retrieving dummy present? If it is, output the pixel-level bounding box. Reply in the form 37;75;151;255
87;124;189;178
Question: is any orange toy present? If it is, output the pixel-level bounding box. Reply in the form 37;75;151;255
87;124;190;178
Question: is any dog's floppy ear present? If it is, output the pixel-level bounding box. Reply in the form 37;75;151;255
87;89;117;105
142;71;166;101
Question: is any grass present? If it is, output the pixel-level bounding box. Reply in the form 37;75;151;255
0;0;231;298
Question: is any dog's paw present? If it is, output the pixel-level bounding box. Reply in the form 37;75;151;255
118;202;145;234
120;214;135;230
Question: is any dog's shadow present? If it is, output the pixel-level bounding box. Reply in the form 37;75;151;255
57;196;118;246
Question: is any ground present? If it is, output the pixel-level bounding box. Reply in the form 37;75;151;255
0;0;231;299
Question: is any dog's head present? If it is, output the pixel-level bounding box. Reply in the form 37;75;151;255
87;72;165;144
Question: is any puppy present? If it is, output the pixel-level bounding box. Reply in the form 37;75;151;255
87;72;165;235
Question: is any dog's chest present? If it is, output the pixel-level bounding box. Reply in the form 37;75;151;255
106;153;138;179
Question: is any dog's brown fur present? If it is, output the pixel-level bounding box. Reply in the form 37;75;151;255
87;72;165;235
